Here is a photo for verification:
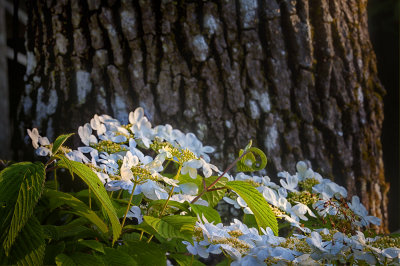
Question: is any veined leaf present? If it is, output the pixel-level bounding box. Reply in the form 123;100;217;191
55;254;75;266
189;204;221;224
170;253;205;266
148;199;190;213
78;239;105;254
57;160;121;243
119;240;166;265
101;247;138;266
44;189;108;234
6;216;45;266
243;214;258;229
225;181;278;235
43;241;65;265
69;252;104;265
55;154;75;180
52;133;74;155
123;223;158;237
143;215;197;241
49;217;99;240
0;162;45;255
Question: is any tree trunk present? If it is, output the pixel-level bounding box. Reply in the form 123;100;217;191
16;0;388;232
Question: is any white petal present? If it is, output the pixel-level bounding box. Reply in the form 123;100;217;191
189;168;198;179
36;147;50;156
78;146;94;153
39;137;50;146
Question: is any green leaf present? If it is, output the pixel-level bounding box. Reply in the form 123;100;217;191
216;258;231;266
50;217;99;240
55;253;76;266
57;160;121;243
52;133;74;155
170;253;205;266
69;252;105;266
42;224;59;240
143;215;197;241
44;189;108;234
101;247;138;266
55;154;75;180
189;204;221;224
148;199;190;213
44;241;65;265
237;147;267;172
201;176;227;208
6;216;46;266
225;181;278;235
0;162;46;255
121;232;142;242
243;214;258;229
78;239;105;254
123;223;159;239
119;240;166;265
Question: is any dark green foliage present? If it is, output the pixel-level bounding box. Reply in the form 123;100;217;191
0;162;45;255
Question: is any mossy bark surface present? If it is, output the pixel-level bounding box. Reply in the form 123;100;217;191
17;0;388;231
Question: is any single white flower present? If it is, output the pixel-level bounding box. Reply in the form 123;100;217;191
78;123;97;146
129;107;144;125
348;196;381;226
27;128;40;149
279;172;298;192
140;180;168;200
90;114;107;135
200;158;219;178
181;159;202;179
292;203;316;221
313;179;347;199
182;241;209;258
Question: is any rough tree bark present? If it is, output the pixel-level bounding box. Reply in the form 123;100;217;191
16;0;388;231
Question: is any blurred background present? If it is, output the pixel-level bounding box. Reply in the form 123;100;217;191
0;0;398;231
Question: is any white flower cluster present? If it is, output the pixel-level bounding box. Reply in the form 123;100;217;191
185;218;399;265
29;107;218;216
223;161;381;232
201;162;400;265
184;214;399;265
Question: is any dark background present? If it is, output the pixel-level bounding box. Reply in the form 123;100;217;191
368;0;399;232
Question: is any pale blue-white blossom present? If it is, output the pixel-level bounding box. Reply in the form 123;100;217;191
78;123;97;146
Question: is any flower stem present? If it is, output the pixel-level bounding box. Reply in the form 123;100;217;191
160;165;182;217
190;151;249;204
121;182;138;228
54;168;58;191
146;235;154;243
